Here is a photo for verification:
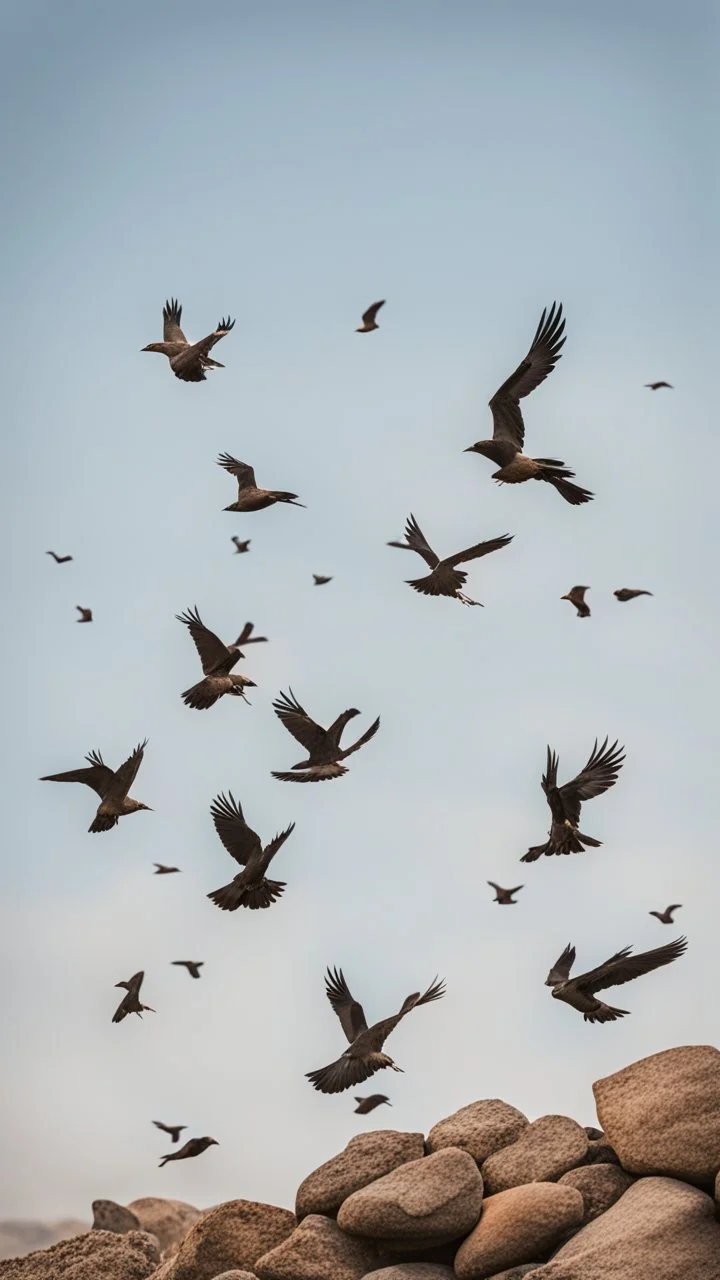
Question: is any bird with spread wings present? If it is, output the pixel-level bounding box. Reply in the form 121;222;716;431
176;607;256;710
271;689;380;782
523;738;625;862
217;453;305;512
545;937;687;1022
142;298;235;382
112;971;155;1023
207;792;295;911
390;514;512;606
40;741;151;833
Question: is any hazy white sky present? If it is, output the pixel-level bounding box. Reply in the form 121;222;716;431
1;0;717;1220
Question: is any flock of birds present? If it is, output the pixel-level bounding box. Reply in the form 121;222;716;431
40;297;683;1168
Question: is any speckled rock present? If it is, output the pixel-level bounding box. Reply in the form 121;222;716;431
558;1163;633;1223
454;1184;584;1279
127;1199;202;1255
593;1045;720;1185
254;1213;379;1279
521;1177;720;1279
426;1101;528;1164
715;1168;720;1205
484;1269;544;1280
364;1266;454;1278
212;1273;259;1278
0;1229;160;1278
296;1131;425;1218
92;1200;141;1234
582;1135;619;1166
481;1117;588;1194
160;1200;295;1280
337;1148;483;1244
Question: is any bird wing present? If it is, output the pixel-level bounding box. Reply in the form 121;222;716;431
324;967;369;1042
507;884;524;895
366;976;446;1049
340;716;381;760
125;971;145;996
191;318;235;359
665;904;682;913
217;453;257;491
546;943;576;985
210;792;262;866
541;746;559;797
40;750;114;797
576;937;688;994
176;606;233;675
402;514;439;569
487;881;503;893
153;1121;172;1134
234;622;259;646
261;822;296;864
361;300;385;325
488;302;566;449
306;1054;377;1094
559;738;625;825
104;741;147;803
272;689;329;753
163;298;188;344
443;533;513;569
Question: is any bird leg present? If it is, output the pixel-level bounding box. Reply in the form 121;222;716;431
457;592;483;607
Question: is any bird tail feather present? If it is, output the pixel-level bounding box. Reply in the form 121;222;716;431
270;491;306;507
89;812;117;833
521;841;551;862
407;569;466;597
182;679;220;710
584;1003;629;1024
535;463;594;506
208;877;286;911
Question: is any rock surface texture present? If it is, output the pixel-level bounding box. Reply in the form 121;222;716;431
255;1213;379;1280
365;1265;455;1278
92;1199;142;1234
454;1184;584;1279
426;1101;528;1164
337;1148;483;1244
296;1131;425;1219
0;1228;160;1278
480;1116;588;1195
127;1199;203;1256
557;1163;633;1223
157;1200;295;1280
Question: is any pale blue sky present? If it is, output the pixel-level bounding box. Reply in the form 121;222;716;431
1;0;717;1220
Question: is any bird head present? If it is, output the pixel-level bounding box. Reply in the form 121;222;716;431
141;343;165;353
138;803;153;812
463;442;483;454
346;708;361;719
205;1137;219;1146
114;980;130;990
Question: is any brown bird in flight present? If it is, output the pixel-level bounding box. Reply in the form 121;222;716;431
561;585;591;618
546;936;687;1023
231;536;251;554
488;881;524;905
112;971;155;1023
354;1094;391;1114
142;299;235;382
172;961;204;979
41;741;151;833
232;621;268;647
645;381;673;390
464;303;593;505
76;606;93;623
391;514;512;606
523;738;625;862
154;863;180;874
307;967;446;1093
614;588;653;603
207;792;295;911
649;904;682;924
272;689;380;782
153;1121;186;1144
218;453;305;512
46;551;72;563
159;1136;218;1167
176;607;256;710
313;574;333;586
356;300;385;332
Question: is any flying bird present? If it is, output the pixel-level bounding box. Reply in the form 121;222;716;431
172;961;204;979
356;300;385;332
46;551;72;563
207;792;295;911
561;585;591;618
153;1121;186;1144
231;537;251;554
614;588;653;603
176;606;256;710
41;741;151;833
306;967;446;1093
313;575;333;586
354;1095;391;1115
645;381;673;390
217;453;305;512
390;514;512;606
545;937;687;1023
271;689;380;782
231;621;268;647
142;299;235;382
464;303;593;505
159;1136;218;1167
523;738;625;862
488;881;524;905
649;904;682;925
154;863;180;875
76;606;93;623
112;971;155;1023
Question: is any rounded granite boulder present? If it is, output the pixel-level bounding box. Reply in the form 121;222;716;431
254;1213;379;1280
364;1265;455;1278
337;1147;483;1244
295;1131;425;1219
0;1228;160;1279
481;1117;588;1195
454;1184;584;1279
558;1163;633;1223
92;1200;142;1234
158;1200;295;1280
426;1100;529;1165
127;1199;202;1255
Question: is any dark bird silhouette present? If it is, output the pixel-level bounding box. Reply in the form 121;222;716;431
561;585;591;618
231;537;251;554
354;1095;391;1114
464;303;593;505
356;300;385;332
46;551;72;563
217;453;305;512
231;621;268;647
41;741;151;833
614;588;653;603
159;1136;218;1167
272;689;380;782
546;937;687;1023
207;792;295;910
153;1121;186;1144
154;863;180;874
391;514;512;606
112;971;155;1023
649;904;682;925
76;606;93;623
645;381;673;390
523;738;625;862
172;961;204;979
488;881;524;905
307;967;446;1093
142;299;235;382
313;574;333;586
176;606;256;710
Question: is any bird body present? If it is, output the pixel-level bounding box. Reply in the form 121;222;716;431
614;588;653;603
272;689;380;782
172;961;204;979
313;575;333;586
207;792;295;911
488;881;523;905
391;514;512;606
232;537;251;554
561;586;591;618
113;971;155;1023
154;864;180;874
218;454;304;512
523;738;625;862
41;741;151;833
46;551;72;563
356;300;385;332
354;1094;391;1114
142;299;235;382
176;607;256;710
76;606;92;622
153;1121;186;1144
159;1136;218;1167
649;904;682;924
645;381;673;390
546;937;687;1022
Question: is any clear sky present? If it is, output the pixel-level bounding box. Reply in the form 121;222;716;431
1;0;717;1221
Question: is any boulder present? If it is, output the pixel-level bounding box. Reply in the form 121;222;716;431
296;1131;424;1218
254;1213;379;1279
426;1101;528;1165
481;1117;588;1194
0;1228;160;1278
582;1136;619;1166
364;1266;454;1278
92;1200;142;1234
484;1270;544;1280
454;1184;584;1279
127;1199;202;1255
593;1045;720;1185
558;1164;633;1223
213;1274;259;1278
159;1200;295;1280
520;1176;720;1279
337;1148;483;1244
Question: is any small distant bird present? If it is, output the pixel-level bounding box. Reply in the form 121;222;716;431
159;1136;218;1168
523;738;625;862
231;621;268;647
41;741;151;833
207;792;295;911
76;606;93;623
545;937;687;1023
561;585;591;618
46;551;72;564
464;303;593;505
306;967;446;1093
354;1095;391;1114
391;514;512;606
232;537;251;554
488;881;524;905
614;588;653;603
172;961;204;979
272;689;380;782
645;381;673;390
356;300;385;332
176;607;256;710
142;299;235;382
649;904;682;924
313;574;333;586
217;453;305;512
154;863;180;874
112;971;155;1023
153;1121;186;1144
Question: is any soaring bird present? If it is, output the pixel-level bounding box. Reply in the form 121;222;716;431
390;514;512;606
153;1121;186;1144
142;299;235;382
231;621;268;647
645;381;673;390
41;741;151;833
561;585;591;618
306;967;446;1093
159;1136;218;1168
649;904;682;925
488;881;524;905
231;537;251;554
523;738;625;862
356;300;385;332
112;971;155;1023
217;454;305;512
464;303;593;505
313;574;333;586
176;607;256;710
154;863;180;874
614;588;653;603
207;792;295;911
271;689;380;782
354;1095;391;1114
76;606;93;622
545;937;687;1023
172;961;204;979
46;551;72;563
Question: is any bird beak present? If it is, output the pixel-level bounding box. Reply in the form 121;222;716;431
463;445;477;452
560;594;569;600
142;805;154;811
210;1138;219;1145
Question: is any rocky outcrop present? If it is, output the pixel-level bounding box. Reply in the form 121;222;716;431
0;1228;160;1278
454;1184;584;1279
127;1199;202;1256
296;1131;424;1219
426;1101;528;1164
337;1148;483;1245
92;1199;142;1234
365;1265;454;1278
157;1201;295;1280
481;1117;588;1194
254;1214;379;1279
557;1163;633;1223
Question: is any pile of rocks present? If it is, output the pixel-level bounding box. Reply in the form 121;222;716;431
5;1045;720;1279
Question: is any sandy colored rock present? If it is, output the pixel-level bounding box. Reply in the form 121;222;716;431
455;1184;583;1279
582;1135;619;1166
521;1176;720;1279
365;1265;454;1278
0;1220;87;1261
593;1045;720;1185
484;1269;544;1280
127;1199;202;1255
92;1199;142;1234
160;1200;295;1280
254;1213;378;1279
427;1101;528;1165
337;1148;483;1243
296;1131;425;1218
558;1163;632;1223
213;1273;259;1278
481;1117;588;1194
0;1228;160;1278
